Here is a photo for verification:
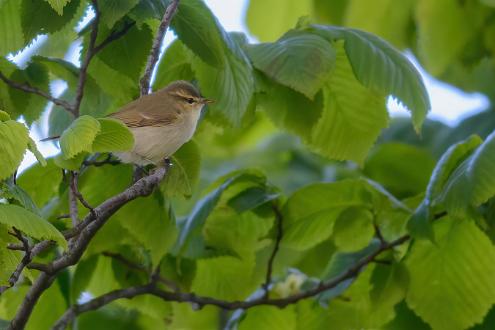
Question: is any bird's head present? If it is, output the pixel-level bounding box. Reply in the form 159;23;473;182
164;80;214;111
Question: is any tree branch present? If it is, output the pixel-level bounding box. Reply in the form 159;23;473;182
0;229;31;295
8;167;169;330
52;233;412;329
139;0;180;95
68;173;79;227
72;0;100;117
262;203;284;298
0;71;74;114
70;171;95;218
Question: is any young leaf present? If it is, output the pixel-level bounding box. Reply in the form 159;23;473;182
0;110;10;121
92;118;134;153
59;115;101;159
310;25;430;131
240;306;297;330
17;158;62;207
467;130;495;205
406;217;495;330
310;42;388;163
154;39;195;90
332;207;374;252
247;31;336;99
0;120;29;181
0;204;67;249
99;0;138;28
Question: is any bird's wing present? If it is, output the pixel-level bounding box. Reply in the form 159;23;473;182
108;97;180;128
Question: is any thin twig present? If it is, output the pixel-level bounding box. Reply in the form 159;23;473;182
262;203;284;298
72;0;100;117
0;71;74;114
70;172;96;218
139;0;180;95
0;228;32;295
83;154;121;167
93;21;136;54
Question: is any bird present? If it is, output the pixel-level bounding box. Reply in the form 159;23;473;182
108;80;212;166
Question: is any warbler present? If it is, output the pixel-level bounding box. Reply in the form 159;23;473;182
109;80;212;166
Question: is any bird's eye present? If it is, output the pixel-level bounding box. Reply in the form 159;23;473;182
186;98;194;104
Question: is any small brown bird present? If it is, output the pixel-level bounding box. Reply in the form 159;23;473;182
109;80;212;166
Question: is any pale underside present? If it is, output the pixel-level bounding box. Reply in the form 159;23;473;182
114;107;202;166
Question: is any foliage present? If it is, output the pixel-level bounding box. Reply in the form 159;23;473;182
0;0;495;329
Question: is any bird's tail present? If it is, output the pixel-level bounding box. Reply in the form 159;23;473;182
40;135;60;142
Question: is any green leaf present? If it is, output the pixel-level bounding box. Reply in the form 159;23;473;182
176;170;266;258
246;0;313;42
0;0;24;56
247;32;336;98
415;0;481;75
92;118;134;153
27;137;46;166
171;0;228;67
240;306;297;330
21;0;80;41
0;120;29;180
97;23;152;82
154;39;194;90
3;181;40;215
364;143;436;198
191;256;255;300
60;115;101;159
53;152;87;170
332;207;374;252
407;135;482;240
310;25;430;131
282;180;373;251
113;193;177;266
0;204;67;249
256;75;322;141
161;140;201;198
405;217;495;330
99;0;138;28
168;304;219;330
467;130;495;205
344;0;415;48
17;159;63;207
310;42;388;163
46;0;71;15
0;110;10;121
192;35;254;125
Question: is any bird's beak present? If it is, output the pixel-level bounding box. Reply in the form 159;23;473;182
201;98;214;104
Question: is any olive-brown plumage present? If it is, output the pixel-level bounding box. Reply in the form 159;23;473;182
109;80;212;165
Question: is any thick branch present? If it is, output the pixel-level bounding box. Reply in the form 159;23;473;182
0;71;74;114
8;167;168;330
262;204;283;297
139;0;180;95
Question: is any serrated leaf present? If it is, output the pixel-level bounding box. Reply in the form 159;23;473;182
247;32;336;98
92;118;134;153
60;115;100;159
4;181;40;215
467;130;495;205
27;137;46;166
46;0;70;15
0;204;67;249
191;256;255;300
310;42;388;163
0;0;24;56
21;0;80;41
310;25;430;131
246;0;313;42
99;0;138;28
0;120;29;180
161;140;200;198
53;152;87;170
405;218;495;330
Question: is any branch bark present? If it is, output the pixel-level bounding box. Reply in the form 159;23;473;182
0;71;74;114
262;203;284;298
51;233;411;329
139;0;180;95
